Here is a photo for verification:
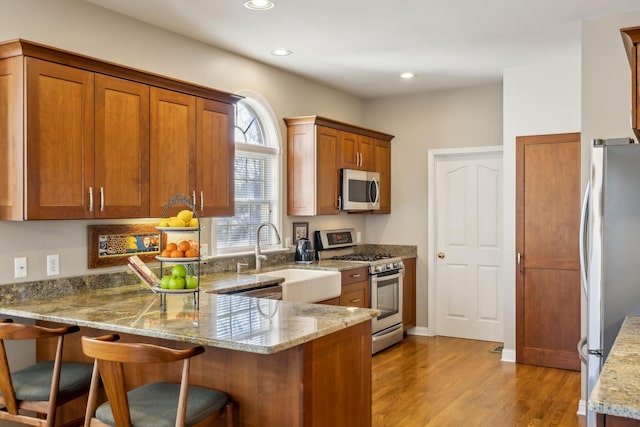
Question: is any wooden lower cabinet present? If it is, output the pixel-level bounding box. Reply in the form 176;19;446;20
601;414;640;426
38;321;372;427
403;258;417;332
341;267;370;308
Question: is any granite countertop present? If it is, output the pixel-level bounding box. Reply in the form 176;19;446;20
0;283;377;355
588;315;640;419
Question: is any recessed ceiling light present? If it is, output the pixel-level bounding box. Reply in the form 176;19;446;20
271;49;293;56
400;72;415;79
244;0;275;10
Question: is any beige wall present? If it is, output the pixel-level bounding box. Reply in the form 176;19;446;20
363;84;504;328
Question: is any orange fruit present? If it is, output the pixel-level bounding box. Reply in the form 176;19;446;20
170;250;184;258
177;240;191;252
166;242;178;251
185;248;199;258
160;249;172;258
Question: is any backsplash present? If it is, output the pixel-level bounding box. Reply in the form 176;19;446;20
0;245;416;304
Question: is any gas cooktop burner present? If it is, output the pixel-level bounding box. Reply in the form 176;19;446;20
330;253;393;262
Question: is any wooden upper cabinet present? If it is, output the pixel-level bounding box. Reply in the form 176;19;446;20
373;138;391;214
339;132;373;170
0;56;23;220
621;26;640;140
149;88;196;217
285;121;340;215
284;115;393;216
95;74;150;218
25;58;95;220
196;98;235;217
0;39;240;220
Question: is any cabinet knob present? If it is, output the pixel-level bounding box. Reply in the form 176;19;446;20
437;252;445;259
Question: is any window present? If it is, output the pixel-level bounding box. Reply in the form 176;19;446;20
215;97;280;254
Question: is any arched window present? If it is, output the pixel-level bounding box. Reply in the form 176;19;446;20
215;97;280;253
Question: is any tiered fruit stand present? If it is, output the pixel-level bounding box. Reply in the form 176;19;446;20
155;195;201;309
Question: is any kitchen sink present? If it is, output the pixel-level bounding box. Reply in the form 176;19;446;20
255;269;341;303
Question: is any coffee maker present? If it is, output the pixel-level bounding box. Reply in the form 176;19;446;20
294;238;314;264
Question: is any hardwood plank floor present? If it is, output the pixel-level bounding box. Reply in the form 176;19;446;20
372;336;586;427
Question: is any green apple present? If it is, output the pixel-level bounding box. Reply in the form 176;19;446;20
171;264;187;278
160;276;171;289
185;276;198;289
168;277;185;290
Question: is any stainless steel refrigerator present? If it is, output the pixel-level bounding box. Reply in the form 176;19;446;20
580;137;640;426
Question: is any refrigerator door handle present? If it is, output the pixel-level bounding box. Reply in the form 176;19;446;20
577;336;588;364
579;182;590;299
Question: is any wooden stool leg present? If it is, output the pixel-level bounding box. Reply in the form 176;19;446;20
225;401;236;427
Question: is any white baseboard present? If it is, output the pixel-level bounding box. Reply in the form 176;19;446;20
501;348;516;363
577;400;586;416
406;326;431;336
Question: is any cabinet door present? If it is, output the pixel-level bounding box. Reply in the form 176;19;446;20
150;87;196;217
95;75;149;218
373;138;391;214
403;258;417;331
25;58;95;219
196;98;234;216
357;135;374;170
0;56;23;220
339;131;359;169
316;126;340;214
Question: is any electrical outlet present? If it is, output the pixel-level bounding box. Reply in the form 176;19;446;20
47;254;59;276
14;257;27;278
356;231;362;243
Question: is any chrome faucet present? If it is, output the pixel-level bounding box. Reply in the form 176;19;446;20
255;222;281;271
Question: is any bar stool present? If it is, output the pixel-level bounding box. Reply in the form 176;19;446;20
81;334;236;427
0;319;94;427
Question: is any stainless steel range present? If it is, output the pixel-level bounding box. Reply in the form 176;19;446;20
315;228;404;354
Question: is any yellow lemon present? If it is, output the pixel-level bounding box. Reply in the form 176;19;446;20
158;218;169;227
177;210;193;223
168;217;187;227
189;218;199;228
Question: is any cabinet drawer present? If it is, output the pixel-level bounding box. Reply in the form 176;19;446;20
341;267;368;285
340;284;367;308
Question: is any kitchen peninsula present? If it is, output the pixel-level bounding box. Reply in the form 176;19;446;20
0;278;377;427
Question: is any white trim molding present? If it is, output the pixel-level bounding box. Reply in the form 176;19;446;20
501;348;516;363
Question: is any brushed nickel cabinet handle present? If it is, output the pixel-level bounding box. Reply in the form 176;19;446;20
88;187;93;212
350;298;361;303
351;274;361;278
200;191;204;211
100;187;104;212
192;191;196;206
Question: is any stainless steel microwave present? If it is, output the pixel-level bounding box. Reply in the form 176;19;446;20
341;169;380;211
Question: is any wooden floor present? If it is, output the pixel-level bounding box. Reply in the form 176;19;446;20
372;336;586;427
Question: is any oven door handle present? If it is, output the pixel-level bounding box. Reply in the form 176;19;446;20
370;270;404;284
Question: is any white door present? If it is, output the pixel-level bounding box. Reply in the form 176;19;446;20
434;150;503;342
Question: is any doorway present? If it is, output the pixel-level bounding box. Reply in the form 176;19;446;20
515;132;581;371
428;146;504;342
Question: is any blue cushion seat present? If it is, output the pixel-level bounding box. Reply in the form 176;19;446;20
4;360;93;402
95;381;229;427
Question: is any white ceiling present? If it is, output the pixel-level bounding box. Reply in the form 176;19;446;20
84;0;640;99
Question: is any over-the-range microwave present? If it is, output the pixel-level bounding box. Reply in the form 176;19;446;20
341;168;380;211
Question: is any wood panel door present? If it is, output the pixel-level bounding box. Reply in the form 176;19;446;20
95;74;149;218
516;132;581;371
339;131;359;169
25;58;95;219
196;97;234;217
149;87;196;217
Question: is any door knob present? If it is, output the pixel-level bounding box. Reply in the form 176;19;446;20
438;252;445;259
